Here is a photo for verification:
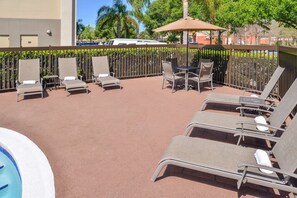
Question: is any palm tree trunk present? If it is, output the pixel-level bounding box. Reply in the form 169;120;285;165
182;0;188;45
117;15;121;38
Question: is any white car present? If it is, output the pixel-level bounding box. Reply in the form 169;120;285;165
108;38;166;45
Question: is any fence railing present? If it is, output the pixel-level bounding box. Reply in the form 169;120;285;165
0;44;285;95
278;46;297;98
278;46;297;115
0;45;176;90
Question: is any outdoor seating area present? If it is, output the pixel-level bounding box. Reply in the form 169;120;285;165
1;75;296;197
16;56;123;101
153;77;297;194
1;0;296;197
0;43;296;198
201;65;285;111
162;58;214;93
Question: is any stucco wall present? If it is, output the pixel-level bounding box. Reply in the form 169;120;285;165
61;0;76;46
0;0;61;19
0;0;76;47
0;19;60;47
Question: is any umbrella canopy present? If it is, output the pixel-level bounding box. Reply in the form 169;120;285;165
153;16;226;32
153;17;226;66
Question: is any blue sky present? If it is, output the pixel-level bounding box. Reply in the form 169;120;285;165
77;0;131;28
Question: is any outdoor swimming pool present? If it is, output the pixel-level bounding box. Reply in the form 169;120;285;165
0;146;22;198
0;127;55;198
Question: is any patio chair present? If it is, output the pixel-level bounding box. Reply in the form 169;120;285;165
185;78;297;145
92;56;121;90
16;59;43;102
151;114;297;195
58;57;88;94
188;61;214;92
165;57;178;73
195;58;211;73
162;60;185;93
201;65;285;110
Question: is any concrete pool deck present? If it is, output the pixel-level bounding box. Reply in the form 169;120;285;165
0;76;293;197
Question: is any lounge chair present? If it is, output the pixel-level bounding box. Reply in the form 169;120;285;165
185;78;297;145
151;114;297;194
92;56;121;90
188;61;214;92
58;57;88;94
16;59;43;102
162;60;185;93
201;65;285;110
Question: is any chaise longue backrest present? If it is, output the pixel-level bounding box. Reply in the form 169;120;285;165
273;113;297;173
268;78;297;128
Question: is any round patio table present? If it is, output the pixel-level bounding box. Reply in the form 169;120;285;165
176;66;197;91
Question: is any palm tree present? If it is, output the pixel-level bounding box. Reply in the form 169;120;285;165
96;0;138;38
199;0;222;43
182;0;189;44
76;19;85;40
127;0;150;21
200;0;221;23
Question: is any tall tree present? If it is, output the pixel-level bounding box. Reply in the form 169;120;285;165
198;0;222;23
80;25;96;41
274;0;297;29
127;0;150;21
143;0;202;41
76;19;85;40
96;0;139;38
182;0;189;44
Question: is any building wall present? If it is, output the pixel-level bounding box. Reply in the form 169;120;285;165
61;0;76;46
0;19;60;47
0;0;61;19
0;0;75;47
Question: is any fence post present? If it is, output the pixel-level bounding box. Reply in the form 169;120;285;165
48;45;51;75
227;48;232;86
145;44;148;77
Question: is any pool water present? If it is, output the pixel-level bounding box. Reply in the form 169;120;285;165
0;147;22;198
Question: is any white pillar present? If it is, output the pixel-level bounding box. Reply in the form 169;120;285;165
61;0;76;46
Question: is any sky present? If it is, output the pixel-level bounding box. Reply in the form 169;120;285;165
77;0;131;28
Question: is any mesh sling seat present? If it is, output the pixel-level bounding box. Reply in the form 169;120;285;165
165;57;178;73
188;61;214;92
201;66;285;110
16;59;43;102
185;78;297;144
58;57;88;94
152;115;297;194
196;58;211;72
162;60;185;93
92;56;121;90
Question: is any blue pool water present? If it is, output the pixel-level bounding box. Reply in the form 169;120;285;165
0;147;22;198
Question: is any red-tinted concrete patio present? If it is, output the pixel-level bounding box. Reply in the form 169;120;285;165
0;76;292;197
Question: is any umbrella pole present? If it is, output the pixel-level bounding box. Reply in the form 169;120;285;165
186;31;189;66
